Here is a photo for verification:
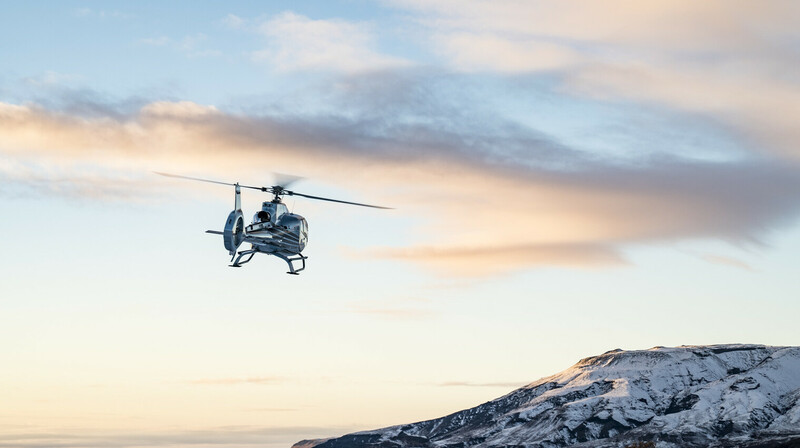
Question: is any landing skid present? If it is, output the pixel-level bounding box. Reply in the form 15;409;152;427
230;248;257;267
278;252;307;274
229;248;307;274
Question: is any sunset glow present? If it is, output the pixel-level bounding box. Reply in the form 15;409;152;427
2;2;800;447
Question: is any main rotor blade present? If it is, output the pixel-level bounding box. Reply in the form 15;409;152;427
272;172;304;189
287;191;393;209
154;172;270;192
155;172;391;208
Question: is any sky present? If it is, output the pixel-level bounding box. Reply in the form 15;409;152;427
1;1;800;447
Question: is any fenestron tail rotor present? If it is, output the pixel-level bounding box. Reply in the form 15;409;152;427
154;172;393;209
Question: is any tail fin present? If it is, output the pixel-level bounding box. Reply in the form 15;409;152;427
234;183;241;211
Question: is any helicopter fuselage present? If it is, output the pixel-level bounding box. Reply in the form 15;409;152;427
245;200;309;253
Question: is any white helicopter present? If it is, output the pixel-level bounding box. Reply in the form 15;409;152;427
156;172;391;274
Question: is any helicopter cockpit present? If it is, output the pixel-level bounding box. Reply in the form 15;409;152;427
260;201;288;223
247;201;289;233
254;202;288;224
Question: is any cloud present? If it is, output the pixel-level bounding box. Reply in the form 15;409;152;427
143;101;220;117
390;0;800;159
434;32;580;73
243;407;299;413
697;253;757;272
438;381;527;388
177;33;222;58
252;12;410;73
372;243;628;277
188;376;284;385
564;62;800;159
345;298;437;320
393;1;799;60
3;81;800;275
222;13;245;29
22;71;84;87
139;34;221;58
139;36;169;47
74;8;132;20
0;165;159;202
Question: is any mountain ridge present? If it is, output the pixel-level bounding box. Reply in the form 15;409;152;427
293;344;800;448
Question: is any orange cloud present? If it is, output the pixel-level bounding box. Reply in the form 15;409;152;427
372;243;627;276
698;254;756;272
2;99;799;275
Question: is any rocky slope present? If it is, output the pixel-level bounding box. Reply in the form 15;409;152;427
294;344;800;448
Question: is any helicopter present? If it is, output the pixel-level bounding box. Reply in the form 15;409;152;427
155;172;391;274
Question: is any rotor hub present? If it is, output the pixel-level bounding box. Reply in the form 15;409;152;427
271;185;285;202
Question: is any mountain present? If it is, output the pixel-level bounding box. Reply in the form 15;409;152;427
293;344;800;448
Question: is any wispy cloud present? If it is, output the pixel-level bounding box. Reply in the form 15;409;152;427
252;12;410;73
698;253;757;272
22;71;84;87
139;33;221;58
438;381;528;388
243;407;300;413
391;0;800;159
188;376;284;385
345;297;437;320
74;8;133;20
221;13;246;30
371;243;628;276
433;32;580;73
139;36;169;47
0;158;160;202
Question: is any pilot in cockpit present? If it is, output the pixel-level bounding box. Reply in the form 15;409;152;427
256;210;271;223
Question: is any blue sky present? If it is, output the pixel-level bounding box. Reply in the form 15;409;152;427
1;1;408;104
2;1;800;447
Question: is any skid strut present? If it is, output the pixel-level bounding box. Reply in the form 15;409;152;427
278;253;307;275
230;248;257;267
229;248;307;274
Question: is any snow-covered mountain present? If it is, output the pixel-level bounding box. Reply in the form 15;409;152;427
294;344;800;448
